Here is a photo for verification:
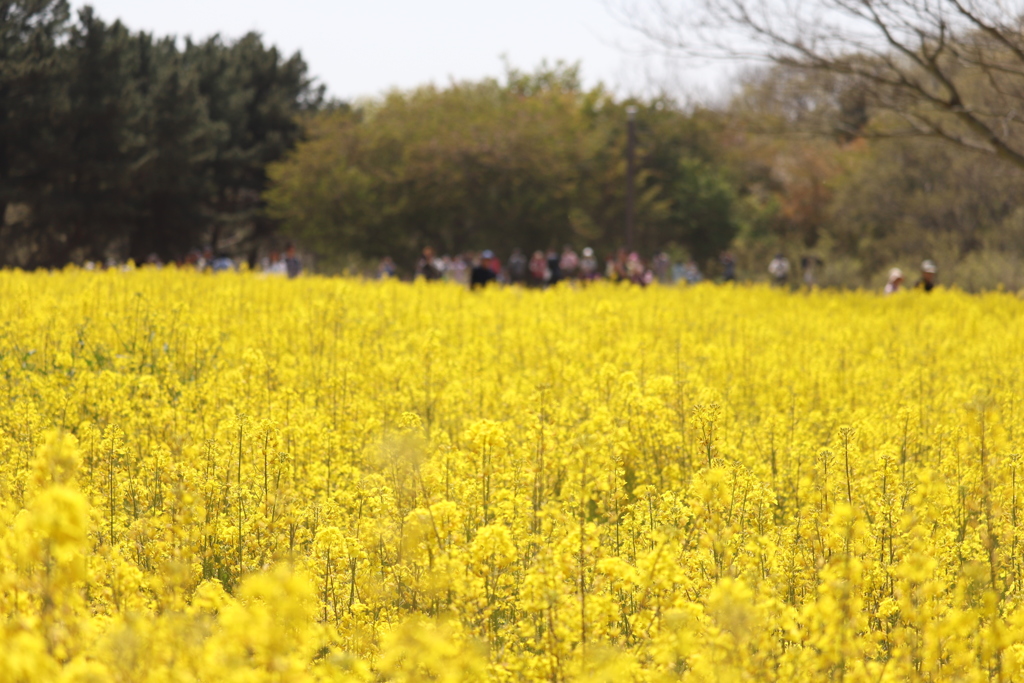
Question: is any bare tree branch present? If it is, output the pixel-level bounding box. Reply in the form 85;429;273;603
622;0;1024;169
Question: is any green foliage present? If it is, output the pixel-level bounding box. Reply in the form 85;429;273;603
126;36;220;263
0;0;71;257
718;63;1024;290
52;9;138;258
268;71;598;266
824;138;1024;285
0;2;317;267
187;33;321;257
267;66;739;269
10;3;1024;288
664;158;736;263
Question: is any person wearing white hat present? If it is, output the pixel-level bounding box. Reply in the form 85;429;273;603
884;267;904;294
579;247;598;281
916;260;937;292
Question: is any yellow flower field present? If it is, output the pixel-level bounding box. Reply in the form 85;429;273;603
3;268;1024;682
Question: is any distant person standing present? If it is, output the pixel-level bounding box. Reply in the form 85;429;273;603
559;245;579;281
211;253;236;273
607;249;628;282
915;260;937;291
681;260;703;284
481;250;502;280
469;253;497;289
579;247;598;281
720;251;736;282
546;249;562;285
768;253;790;286
652;252;671;284
528;250;549;287
507;248;527;284
884;268;904;294
448;255;468;284
378;256;397;279
416;247;442;280
625;252;645;284
262;250;287;275
801;255;823;286
284;243;302;278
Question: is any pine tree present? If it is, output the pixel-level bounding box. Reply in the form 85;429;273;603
0;0;69;263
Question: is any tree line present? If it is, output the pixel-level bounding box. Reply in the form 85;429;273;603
265;63;737;273
6;0;1024;289
269;55;1024;289
621;0;1024;289
1;0;319;267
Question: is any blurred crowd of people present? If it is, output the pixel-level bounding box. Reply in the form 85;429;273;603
401;246;720;288
767;253;937;293
188;243;303;278
85;244;304;278
83;241;939;294
884;260;937;294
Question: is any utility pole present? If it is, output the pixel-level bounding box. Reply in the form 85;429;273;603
625;105;637;253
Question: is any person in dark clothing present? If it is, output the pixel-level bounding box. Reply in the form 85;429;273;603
915;260;937;291
546;249;562;285
720;251;736;282
481;250;502;280
284;244;302;278
469;254;497;289
416;247;443;280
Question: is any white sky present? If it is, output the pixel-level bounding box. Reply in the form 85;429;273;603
71;0;733;102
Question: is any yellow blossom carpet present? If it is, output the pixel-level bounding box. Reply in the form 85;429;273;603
3;269;1024;681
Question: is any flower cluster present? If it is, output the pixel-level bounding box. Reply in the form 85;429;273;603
1;268;1023;681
